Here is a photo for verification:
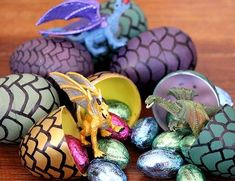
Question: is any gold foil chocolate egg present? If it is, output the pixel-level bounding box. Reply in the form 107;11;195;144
89;72;141;128
19;106;86;179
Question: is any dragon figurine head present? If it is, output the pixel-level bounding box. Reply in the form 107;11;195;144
114;0;130;13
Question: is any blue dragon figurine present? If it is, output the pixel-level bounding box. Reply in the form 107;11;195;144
37;0;130;57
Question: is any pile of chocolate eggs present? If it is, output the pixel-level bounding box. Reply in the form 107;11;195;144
130;70;235;180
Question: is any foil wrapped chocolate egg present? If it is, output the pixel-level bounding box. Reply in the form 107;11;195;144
98;139;130;169
177;164;206;181
87;159;127;181
89;72;141;127
0;74;59;143
131;117;160;150
101;0;147;39
179;135;196;157
107;100;131;121
137;148;184;178
19;106;88;179
107;113;131;141
10;37;94;77
152;70;220;130
152;131;185;151
215;86;233;107
110;27;197;97
185;105;235;178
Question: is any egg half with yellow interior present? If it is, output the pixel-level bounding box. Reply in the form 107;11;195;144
89;72;141;127
19;106;89;179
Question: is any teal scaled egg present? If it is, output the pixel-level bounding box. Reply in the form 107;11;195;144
176;164;206;181
98;139;130;169
0;74;60;143
101;0;148;39
131;117;160;150
152;131;186;151
137;148;184;179
185;105;235;178
88;159;127;181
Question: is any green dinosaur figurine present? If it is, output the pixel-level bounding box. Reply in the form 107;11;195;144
145;87;221;136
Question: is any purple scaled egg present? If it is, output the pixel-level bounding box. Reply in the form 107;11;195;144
10;37;94;77
65;135;89;174
106;113;131;141
110;27;197;97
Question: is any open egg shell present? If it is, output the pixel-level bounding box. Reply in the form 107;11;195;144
19;106;87;179
152;70;220;131
0;74;60;143
185;105;235;178
110;27;197;97
89;72;141;128
10;37;94;78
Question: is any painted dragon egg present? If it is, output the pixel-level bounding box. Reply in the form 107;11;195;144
89;72;141;127
88;159;127;181
10;37;94;77
0;74;59;143
98;138;130;169
19;106;89;179
110;27;197;97
152;70;220;130
137;148;184;179
101;0;147;39
184;105;235;178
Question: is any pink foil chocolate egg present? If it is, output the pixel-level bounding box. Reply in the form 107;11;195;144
107;113;131;141
65;135;89;174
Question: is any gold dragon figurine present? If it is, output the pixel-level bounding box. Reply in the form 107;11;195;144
50;72;122;157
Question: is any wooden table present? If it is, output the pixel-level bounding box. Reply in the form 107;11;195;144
0;0;234;180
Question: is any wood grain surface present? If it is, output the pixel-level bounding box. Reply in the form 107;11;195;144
0;0;235;180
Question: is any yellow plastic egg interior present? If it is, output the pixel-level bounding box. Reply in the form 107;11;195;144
61;107;80;139
93;76;141;127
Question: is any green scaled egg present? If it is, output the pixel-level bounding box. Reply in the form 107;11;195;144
186;105;235;178
152;131;185;151
179;135;196;157
98;139;130;169
101;0;148;39
0;74;60;143
177;164;206;181
107;99;131;121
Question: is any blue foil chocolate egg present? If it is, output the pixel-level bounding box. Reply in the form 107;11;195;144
131;117;160;150
87;159;127;181
137;148;184;178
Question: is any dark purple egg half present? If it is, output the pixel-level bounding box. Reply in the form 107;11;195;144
110;27;197;97
10;37;94;77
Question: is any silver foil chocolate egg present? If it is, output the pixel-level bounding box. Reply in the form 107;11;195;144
137;148;184;178
131;117;160;150
98;139;130;169
87;159;127;181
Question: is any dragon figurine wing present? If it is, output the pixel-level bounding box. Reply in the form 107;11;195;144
50;72;90;110
36;0;104;36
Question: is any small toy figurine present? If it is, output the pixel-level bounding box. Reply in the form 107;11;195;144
50;72;122;157
145;88;221;136
37;0;130;57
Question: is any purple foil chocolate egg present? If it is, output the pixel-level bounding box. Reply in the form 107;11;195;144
110;27;197;97
107;113;131;141
65;135;89;174
10;37;94;77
